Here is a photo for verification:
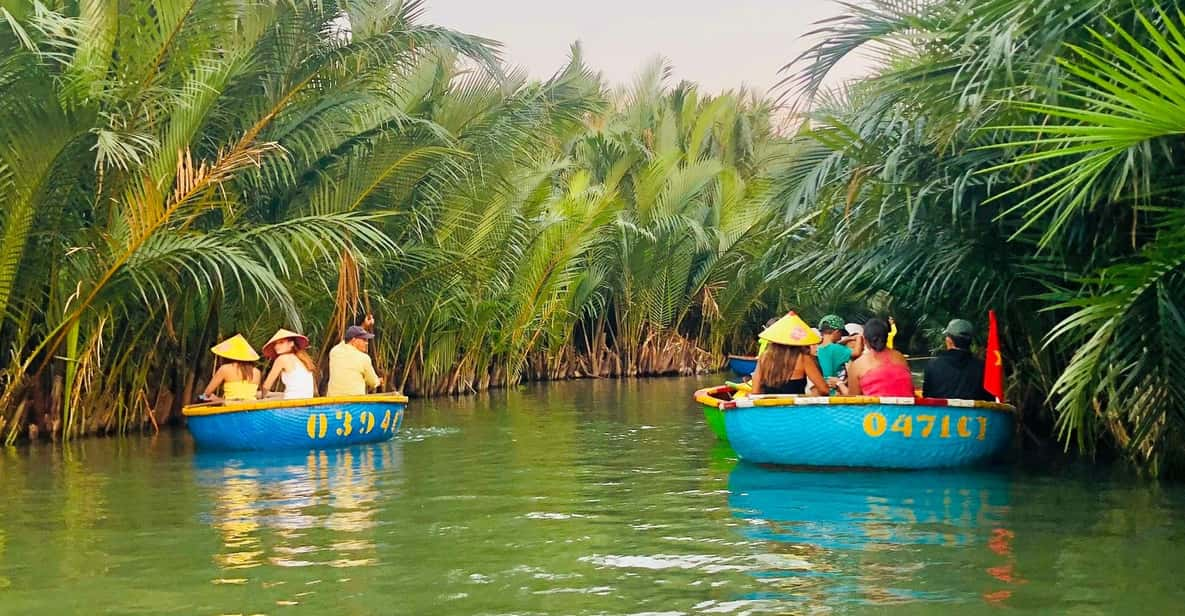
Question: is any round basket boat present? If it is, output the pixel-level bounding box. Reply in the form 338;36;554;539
694;385;1014;469
726;354;757;377
182;394;408;451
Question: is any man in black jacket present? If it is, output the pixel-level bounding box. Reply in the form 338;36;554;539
922;319;994;401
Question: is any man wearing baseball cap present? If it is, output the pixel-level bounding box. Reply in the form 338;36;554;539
922;318;993;401
326;317;381;397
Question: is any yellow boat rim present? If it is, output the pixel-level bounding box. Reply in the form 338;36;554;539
693;385;1015;415
183;393;409;417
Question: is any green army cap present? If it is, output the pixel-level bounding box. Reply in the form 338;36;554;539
818;314;845;332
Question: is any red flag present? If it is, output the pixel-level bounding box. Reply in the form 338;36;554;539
983;309;1004;402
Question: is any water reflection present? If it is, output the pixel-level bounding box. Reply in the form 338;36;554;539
0;526;7;590
11;377;1184;614
194;443;403;574
706;441;738;475
727;463;1019;607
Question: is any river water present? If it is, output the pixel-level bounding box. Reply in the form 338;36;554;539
1;376;1183;614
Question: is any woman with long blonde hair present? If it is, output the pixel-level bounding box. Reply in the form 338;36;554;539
751;312;828;395
260;329;317;399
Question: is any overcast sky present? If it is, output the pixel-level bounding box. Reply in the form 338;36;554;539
423;0;871;98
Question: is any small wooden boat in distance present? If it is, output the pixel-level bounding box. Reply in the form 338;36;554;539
726;354;757;377
183;394;407;451
694;384;1014;469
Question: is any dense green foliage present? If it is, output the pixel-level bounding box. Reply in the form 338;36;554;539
0;0;790;441
3;0;1185;475
778;0;1185;474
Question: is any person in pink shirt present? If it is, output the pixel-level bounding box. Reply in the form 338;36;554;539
846;318;914;397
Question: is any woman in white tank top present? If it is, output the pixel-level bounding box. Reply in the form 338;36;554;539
260;329;318;399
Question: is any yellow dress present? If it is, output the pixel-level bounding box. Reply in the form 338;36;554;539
223;380;257;401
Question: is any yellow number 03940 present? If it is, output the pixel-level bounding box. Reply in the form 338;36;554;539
306;408;402;440
863;412;987;440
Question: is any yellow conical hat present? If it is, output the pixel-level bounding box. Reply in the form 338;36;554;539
758;311;821;346
210;334;260;362
262;328;310;359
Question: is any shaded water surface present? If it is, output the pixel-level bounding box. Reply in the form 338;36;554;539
2;376;1184;614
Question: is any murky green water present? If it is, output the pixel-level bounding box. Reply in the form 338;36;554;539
2;376;1184;615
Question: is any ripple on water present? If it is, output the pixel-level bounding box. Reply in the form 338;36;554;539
523;512;592;520
580;554;748;573
399;426;461;442
532;585;615;595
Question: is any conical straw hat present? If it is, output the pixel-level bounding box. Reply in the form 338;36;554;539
759;312;821;346
210;334;260;362
262;328;310;359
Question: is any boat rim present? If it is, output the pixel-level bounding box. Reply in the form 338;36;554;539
693;384;1015;415
183;393;409;417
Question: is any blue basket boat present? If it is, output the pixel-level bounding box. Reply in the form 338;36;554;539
694;385;1014;469
182;394;407;451
726;354;757;377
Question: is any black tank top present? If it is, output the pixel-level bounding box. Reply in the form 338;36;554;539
760;378;807;395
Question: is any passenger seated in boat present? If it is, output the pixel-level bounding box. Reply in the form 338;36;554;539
843;322;864;352
199;334;262;403
832;323;864;393
804;328;825;395
260;329;317;400
816;315;864;393
738;317;782;386
750;312;828;395
755;316;779;358
846;318;913;397
922;318;994;401
326;318;380;397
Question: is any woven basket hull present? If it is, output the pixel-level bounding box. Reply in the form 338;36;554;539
694;386;1013;469
184;395;406;451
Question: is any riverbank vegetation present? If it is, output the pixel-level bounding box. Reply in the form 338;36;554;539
0;0;791;441
1;0;1183;475
779;0;1185;474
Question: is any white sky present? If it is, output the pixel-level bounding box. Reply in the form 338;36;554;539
423;0;872;99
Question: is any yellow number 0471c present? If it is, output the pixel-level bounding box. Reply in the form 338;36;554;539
863;412;987;440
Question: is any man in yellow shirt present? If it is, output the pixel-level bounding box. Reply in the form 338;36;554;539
326;324;381;396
